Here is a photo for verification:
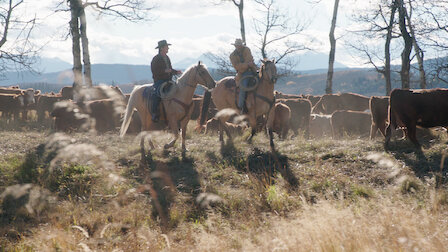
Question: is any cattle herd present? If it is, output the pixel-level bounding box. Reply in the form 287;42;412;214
1;84;447;149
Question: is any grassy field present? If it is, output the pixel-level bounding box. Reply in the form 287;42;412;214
1;122;448;251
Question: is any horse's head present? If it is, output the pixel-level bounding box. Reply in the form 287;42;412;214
193;61;216;90
260;59;278;84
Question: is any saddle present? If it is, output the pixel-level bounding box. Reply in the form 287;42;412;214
222;76;259;109
142;83;193;123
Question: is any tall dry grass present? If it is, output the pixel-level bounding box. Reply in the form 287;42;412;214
1;123;448;251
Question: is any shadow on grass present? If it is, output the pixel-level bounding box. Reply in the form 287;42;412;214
138;143;201;232
246;148;299;189
385;136;448;184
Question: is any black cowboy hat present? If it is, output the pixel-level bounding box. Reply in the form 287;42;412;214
155;40;171;49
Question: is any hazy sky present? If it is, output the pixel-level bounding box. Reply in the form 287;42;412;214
24;0;369;67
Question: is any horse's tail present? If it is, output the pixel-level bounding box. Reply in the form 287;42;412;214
119;88;138;137
196;90;212;132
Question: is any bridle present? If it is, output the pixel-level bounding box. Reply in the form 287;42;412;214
261;61;278;84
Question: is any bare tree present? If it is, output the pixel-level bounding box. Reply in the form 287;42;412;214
253;0;310;74
404;0;426;89
397;0;412;89
347;0;401;95
57;0;154;91
325;0;340;94
417;1;448;85
0;0;39;76
211;0;246;43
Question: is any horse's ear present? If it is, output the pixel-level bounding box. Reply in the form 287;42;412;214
272;58;276;64
198;61;201;66
261;59;266;64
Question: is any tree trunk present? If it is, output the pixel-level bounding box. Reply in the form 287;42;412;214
79;6;92;87
326;0;339;94
404;2;426;89
69;0;83;93
385;0;398;95
398;0;412;89
234;0;246;44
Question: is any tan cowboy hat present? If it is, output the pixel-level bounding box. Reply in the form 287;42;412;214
231;38;244;46
155;40;171;49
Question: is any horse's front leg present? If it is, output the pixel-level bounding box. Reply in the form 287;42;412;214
180;119;190;155
266;109;276;151
164;119;179;150
247;115;257;143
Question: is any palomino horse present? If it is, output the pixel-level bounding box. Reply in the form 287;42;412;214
120;62;216;154
200;59;278;150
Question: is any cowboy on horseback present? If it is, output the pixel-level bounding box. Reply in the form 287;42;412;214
150;40;182;122
229;38;258;114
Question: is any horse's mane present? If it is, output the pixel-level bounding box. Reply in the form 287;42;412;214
177;62;208;83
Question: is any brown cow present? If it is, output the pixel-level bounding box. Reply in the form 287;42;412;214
312;93;369;115
331;110;372;138
369;96;389;139
85;98;125;133
274;90;302;99
0;87;39;120
309;114;332;138
302;94;322;106
385;88;448;148
190;97;203;120
60;86;74;100
205;117;246;136
59;85;126;102
277;98;311;138
272;102;291;139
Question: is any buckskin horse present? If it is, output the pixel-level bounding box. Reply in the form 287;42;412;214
120;62;216;155
199;59;278;150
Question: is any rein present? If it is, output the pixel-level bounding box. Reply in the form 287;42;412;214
171;98;193;122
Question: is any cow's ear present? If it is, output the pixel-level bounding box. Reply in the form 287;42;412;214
35;90;41;95
21;90;25;95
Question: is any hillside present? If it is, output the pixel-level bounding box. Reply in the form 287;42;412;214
1;123;448;250
4;62;448;96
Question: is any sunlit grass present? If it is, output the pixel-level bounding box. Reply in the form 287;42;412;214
1;121;448;251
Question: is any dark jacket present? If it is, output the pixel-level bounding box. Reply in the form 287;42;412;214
151;54;178;82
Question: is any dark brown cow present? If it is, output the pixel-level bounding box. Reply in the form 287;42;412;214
272;102;291;139
277;98;311;137
85;98;125;132
369;96;389;139
312;93;369;114
0;94;25;121
51;100;91;132
385;88;448;148
36;93;63;121
331;110;371;138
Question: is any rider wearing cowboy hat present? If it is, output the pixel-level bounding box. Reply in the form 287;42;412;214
150;39;182;122
229;38;257;114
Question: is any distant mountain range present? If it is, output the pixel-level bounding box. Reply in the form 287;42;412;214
1;56;447;96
